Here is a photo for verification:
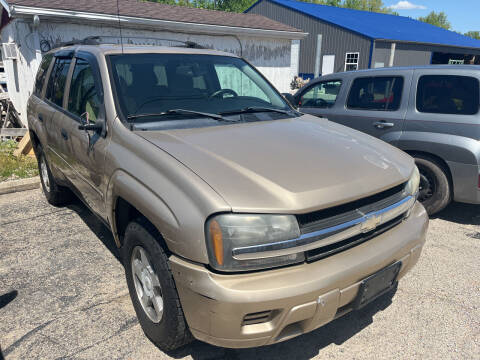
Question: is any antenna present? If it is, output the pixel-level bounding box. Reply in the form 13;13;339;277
116;0;124;53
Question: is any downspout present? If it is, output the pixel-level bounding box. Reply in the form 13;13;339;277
368;39;375;68
388;42;396;67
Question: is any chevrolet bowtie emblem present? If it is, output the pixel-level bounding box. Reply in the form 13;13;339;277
360;214;382;233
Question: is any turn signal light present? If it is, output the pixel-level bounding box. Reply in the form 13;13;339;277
209;219;224;265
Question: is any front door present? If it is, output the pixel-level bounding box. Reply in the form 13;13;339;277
327;71;413;144
298;79;343;118
322;55;335;76
63;54;109;218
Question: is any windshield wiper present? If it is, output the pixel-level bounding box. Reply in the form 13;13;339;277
220;107;294;116
127;109;226;121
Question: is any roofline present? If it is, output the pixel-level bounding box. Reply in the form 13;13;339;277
247;0;480;50
245;0;373;40
6;4;307;40
374;39;480;51
0;0;10;16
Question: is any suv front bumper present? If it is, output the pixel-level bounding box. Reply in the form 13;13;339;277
170;202;428;348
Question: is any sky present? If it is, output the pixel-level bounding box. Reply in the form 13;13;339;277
384;0;479;33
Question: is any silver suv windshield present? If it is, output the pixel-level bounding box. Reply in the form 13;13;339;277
108;53;296;127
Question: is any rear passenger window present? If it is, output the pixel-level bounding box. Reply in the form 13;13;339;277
34;54;53;96
347;76;403;111
45;57;72;107
416;75;479;115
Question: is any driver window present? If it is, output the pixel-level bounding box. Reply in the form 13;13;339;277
214;64;269;101
301;80;342;108
68;59;101;123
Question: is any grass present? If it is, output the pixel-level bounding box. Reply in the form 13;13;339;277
0;140;39;182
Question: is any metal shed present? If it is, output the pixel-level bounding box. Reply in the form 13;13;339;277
246;0;480;78
0;0;306;127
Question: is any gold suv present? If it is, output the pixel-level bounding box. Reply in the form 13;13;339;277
27;40;428;350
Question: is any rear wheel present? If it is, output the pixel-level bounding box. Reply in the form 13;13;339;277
37;146;72;206
122;218;192;351
414;155;451;215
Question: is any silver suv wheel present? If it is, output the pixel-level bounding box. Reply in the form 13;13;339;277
131;246;164;323
40;156;50;193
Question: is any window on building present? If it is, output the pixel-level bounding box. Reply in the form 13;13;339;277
345;52;359;71
68;59;101;123
300;80;342;108
347;76;404;111
45;57;72;107
416;75;479;115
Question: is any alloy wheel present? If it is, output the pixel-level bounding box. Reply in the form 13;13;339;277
131;246;164;323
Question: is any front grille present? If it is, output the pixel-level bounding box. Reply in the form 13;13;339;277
305;214;404;263
242;311;273;326
297;183;406;234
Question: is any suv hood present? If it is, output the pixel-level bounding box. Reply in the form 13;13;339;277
138;115;414;213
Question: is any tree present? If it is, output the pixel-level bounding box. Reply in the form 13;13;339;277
418;11;451;30
465;31;480;40
146;0;397;13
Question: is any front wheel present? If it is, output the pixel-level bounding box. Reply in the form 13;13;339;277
122;218;192;351
415;155;451;215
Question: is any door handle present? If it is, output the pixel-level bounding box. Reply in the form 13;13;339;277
38;114;44;122
61;128;69;140
373;121;395;129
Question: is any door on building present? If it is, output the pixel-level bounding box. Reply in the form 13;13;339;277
322;55;335;76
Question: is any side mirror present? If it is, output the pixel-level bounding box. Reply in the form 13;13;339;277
282;93;298;107
78;110;106;137
78;120;104;132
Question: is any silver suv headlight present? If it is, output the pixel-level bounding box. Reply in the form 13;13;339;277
405;166;420;197
206;214;304;272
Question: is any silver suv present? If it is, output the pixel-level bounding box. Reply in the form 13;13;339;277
291;66;480;215
28;41;428;350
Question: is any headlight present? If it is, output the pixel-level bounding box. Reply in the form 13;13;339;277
405;166;420;197
206;214;304;272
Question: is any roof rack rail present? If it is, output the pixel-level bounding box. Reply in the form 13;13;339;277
54;36;205;50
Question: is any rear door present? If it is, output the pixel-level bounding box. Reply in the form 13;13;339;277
327;70;413;144
43;52;74;177
62;52;109;217
404;70;480;141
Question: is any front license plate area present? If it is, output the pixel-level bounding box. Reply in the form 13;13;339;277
354;262;401;310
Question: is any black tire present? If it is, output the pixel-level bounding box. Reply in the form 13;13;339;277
122;218;192;351
414;155;451;215
37;145;72;206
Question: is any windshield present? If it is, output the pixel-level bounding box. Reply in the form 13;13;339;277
108;53;294;128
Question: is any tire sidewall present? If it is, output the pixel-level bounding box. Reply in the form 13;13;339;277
122;221;183;347
415;156;451;215
37;148;54;201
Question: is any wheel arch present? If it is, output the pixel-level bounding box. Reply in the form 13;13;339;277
107;170;180;252
403;150;454;197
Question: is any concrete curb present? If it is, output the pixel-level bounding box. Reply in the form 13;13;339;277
0;176;41;195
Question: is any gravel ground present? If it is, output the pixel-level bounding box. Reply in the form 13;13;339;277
0;189;479;360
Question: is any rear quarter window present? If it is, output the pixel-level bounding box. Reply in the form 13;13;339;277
416;75;479;115
45;57;72;107
347;76;404;111
34;54;53;96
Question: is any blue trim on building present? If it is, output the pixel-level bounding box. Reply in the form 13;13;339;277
251;0;480;50
299;73;314;80
245;0;374;40
368;39;374;68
